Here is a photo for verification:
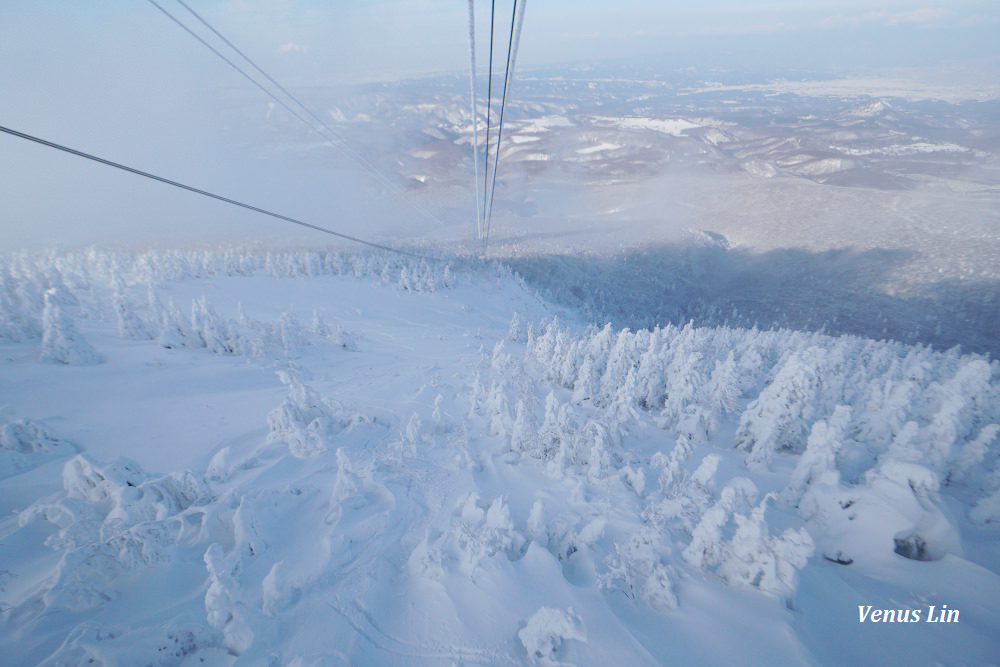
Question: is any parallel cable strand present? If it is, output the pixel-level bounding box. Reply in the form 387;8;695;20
510;0;527;92
0;124;435;260
146;0;445;228
482;0;496;245
485;0;518;247
466;0;483;243
172;0;387;187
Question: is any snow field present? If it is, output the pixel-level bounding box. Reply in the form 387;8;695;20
0;247;998;665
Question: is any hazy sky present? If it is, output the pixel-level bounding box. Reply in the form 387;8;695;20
118;0;1000;81
1;1;997;249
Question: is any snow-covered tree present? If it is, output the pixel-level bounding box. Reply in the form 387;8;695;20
683;478;758;569
571;353;601;405
191;297;233;354
922;359;994;474
112;280;151;341
949;424;999;485
487;379;511;437
600;529;678;610
785;405;851;505
716;494;814;600
705;351;740;420
40;289;101;365
508;311;523;342
267;374;352;458
599;329;634;405
510;400;538;455
660;351;706;430
736;348;826;470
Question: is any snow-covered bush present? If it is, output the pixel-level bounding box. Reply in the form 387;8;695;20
450;494;525;576
267;374;367;458
0;413;77;479
715;494;814;599
204;542;254;655
599;529;678;610
17;454;213;611
518;607;586;663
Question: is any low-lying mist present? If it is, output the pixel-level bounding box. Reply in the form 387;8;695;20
2;47;997;356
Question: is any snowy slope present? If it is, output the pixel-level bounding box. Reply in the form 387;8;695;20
1;247;999;666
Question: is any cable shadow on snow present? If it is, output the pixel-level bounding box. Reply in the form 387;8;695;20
504;241;999;358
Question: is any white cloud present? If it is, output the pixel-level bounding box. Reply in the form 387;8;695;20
886;7;952;24
699;22;790;36
277;41;308;54
822;7;953;29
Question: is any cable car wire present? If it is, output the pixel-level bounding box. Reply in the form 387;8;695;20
144;0;446;229
482;0;496;247
466;0;483;244
0;124;438;261
484;0;518;247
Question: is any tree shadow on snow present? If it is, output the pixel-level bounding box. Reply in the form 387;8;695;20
505;241;999;358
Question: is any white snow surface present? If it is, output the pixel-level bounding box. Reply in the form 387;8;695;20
0;247;998;666
592;116;700;137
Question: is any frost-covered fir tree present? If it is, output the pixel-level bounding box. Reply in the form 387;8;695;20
487;379;511;437
652;436;694;495
683;478;758;569
398;266;413;292
557;339;584;389
0;280;40;342
600;529;678;610
157;298;188;350
716;493;814;600
509;400;538;455
572;353;601;405
267;374;349;458
635;328;668;410
948;424;999;485
660;351;706;430
705;350;740;421
40;289;101;365
736;347;826;470
599;329;634;406
278;312;306;357
111;276;152;340
922;359;994;474
508;311;523;342
191;297;234;354
785;405;851;506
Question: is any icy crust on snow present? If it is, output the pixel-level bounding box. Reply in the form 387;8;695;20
0;247;999;665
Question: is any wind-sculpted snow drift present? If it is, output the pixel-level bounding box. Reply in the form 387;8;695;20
0;247;998;665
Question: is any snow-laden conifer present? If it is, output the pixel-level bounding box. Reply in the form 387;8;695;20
509;399;537;455
40;289;101;365
112;276;152;340
785;405;851;505
660;351;706;430
598;329;633;405
600;529;678;610
267;373;354;458
716;493;814;600
507;311;523;342
736;348;826;470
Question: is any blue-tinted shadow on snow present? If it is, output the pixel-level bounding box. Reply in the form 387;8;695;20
505;241;998;358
